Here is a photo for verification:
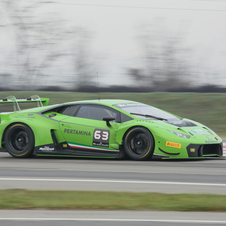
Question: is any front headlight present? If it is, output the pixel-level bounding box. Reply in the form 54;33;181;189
168;130;190;139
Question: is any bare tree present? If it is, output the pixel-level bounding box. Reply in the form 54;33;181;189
129;21;193;90
73;28;98;87
0;0;70;89
127;68;146;87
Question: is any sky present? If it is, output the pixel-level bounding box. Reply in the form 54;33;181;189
1;0;226;87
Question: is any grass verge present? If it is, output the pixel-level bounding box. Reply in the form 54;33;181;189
1;190;226;211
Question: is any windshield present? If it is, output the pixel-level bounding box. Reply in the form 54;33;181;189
114;103;179;121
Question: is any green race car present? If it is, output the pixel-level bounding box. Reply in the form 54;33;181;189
0;95;223;160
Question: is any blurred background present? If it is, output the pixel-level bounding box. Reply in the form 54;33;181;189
0;0;226;136
0;0;226;92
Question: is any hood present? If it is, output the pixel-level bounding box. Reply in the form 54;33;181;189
150;118;221;144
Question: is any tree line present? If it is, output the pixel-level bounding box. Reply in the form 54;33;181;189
0;1;222;91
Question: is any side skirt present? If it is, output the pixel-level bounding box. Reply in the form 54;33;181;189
34;143;122;159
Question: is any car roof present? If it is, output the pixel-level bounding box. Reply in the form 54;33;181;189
12;99;141;114
65;99;139;107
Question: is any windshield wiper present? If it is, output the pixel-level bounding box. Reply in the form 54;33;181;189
130;112;167;121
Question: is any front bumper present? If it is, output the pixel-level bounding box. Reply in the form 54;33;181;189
186;143;223;157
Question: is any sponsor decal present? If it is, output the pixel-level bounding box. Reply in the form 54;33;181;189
17;99;30;101
68;142;119;152
190;148;195;152
204;135;217;143
166;141;181;148
114;103;144;108
64;129;91;136
169;121;183;125
39;146;54;152
190;130;209;135
93;129;110;147
14;116;35;119
0;98;28;102
93;142;109;147
205;140;218;143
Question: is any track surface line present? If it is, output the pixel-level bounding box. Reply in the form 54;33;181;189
0;218;226;223
0;177;226;186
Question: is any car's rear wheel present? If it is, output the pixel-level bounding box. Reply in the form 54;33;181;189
4;124;34;158
123;127;154;160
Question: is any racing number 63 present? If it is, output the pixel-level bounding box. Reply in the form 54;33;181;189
94;130;109;141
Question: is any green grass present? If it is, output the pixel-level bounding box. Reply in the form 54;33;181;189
0;91;226;136
0;190;226;211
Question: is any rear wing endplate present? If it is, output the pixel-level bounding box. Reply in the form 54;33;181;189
0;95;49;111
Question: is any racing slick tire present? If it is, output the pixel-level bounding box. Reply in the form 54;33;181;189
123;127;154;161
4;123;35;158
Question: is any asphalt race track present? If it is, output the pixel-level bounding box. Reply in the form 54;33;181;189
0;152;226;194
1;210;226;226
0;144;226;226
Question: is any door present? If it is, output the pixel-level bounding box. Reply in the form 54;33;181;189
59;104;121;152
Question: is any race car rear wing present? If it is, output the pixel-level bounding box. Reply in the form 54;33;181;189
0;95;49;111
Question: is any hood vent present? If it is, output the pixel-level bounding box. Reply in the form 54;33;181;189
166;119;197;128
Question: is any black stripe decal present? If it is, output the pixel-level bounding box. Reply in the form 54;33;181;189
158;148;180;156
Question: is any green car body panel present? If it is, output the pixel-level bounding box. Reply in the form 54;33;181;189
0;97;223;160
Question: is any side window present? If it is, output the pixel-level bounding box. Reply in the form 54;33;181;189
121;113;133;123
58;105;78;116
76;105;119;121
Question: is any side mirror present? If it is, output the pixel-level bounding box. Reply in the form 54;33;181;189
103;117;115;127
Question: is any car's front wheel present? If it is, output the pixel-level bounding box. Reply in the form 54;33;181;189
123;127;154;160
4;123;35;158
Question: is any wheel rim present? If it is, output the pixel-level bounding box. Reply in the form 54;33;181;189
127;131;150;156
10;129;29;152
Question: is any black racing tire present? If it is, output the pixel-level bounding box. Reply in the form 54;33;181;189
4;123;35;158
123;127;154;161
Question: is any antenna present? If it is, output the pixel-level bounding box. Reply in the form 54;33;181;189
97;71;100;101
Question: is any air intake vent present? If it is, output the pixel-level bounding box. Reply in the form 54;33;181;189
203;144;222;156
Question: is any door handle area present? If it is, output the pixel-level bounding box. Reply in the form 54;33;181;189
61;123;72;128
